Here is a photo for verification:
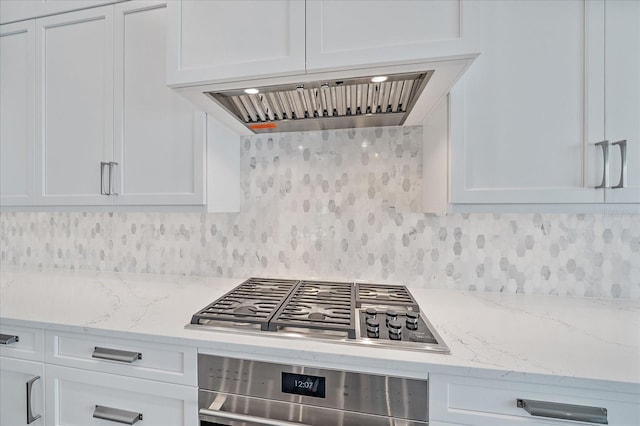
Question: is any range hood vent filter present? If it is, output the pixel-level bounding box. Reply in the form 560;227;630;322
206;71;432;133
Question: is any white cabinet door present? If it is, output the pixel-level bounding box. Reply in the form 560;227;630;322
35;6;114;205
0;20;35;206
166;0;306;86
604;0;640;204
0;357;45;426
306;0;479;72
113;1;205;205
450;0;603;204
45;364;198;426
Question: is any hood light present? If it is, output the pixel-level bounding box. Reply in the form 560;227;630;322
244;88;260;95
371;76;387;83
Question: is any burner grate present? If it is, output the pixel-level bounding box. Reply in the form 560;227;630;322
356;283;419;311
269;280;356;338
190;278;299;330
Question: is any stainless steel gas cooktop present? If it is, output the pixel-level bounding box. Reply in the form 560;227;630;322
188;278;449;353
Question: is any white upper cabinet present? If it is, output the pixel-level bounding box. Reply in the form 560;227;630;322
20;1;208;207
0;20;35;206
113;1;205;205
166;0;306;86
35;6;114;205
603;0;640;204
305;0;479;72
450;0;598;204
448;0;639;207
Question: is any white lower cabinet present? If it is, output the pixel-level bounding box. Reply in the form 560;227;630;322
0;357;45;426
0;324;46;362
42;330;198;425
45;331;197;385
45;364;198;426
430;374;640;426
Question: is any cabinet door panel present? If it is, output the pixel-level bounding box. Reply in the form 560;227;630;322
605;0;640;204
450;0;603;204
0;357;44;426
35;6;114;205
167;0;305;85
113;1;205;205
306;0;479;72
0;21;35;206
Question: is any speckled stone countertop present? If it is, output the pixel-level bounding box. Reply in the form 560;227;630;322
1;268;638;393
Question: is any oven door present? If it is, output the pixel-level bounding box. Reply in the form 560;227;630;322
199;390;427;426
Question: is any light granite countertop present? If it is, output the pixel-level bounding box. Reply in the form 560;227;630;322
1;268;638;394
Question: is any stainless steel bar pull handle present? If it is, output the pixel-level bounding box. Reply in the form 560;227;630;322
108;161;118;195
517;399;608;424
199;409;307;426
92;347;142;363
595;140;610;189
100;162;111;195
93;405;143;425
0;333;19;345
26;376;41;424
611;140;627;189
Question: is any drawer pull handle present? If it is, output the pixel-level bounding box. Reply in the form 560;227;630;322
0;334;19;345
595;140;610;189
100;161;110;195
93;405;143;425
611;140;627;189
108;161;118;196
92;347;142;363
26;376;41;424
517;398;608;424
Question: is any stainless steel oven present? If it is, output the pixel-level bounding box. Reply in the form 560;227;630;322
198;354;429;426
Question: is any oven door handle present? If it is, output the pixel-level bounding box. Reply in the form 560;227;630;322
199;408;308;426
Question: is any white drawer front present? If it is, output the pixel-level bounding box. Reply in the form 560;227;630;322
0;324;45;361
45;364;197;426
46;331;196;385
430;374;640;426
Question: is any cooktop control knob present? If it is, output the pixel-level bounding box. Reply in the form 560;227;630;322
406;311;419;330
387;319;402;340
365;308;377;320
385;310;398;325
366;318;380;338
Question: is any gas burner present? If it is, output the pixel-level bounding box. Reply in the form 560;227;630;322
355;283;419;310
308;312;326;321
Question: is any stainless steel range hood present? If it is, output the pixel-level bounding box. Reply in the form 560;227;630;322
206;72;432;134
171;57;477;136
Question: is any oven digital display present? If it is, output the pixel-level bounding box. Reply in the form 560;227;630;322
281;372;326;398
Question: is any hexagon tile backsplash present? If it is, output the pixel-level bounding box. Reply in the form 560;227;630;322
1;126;639;298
